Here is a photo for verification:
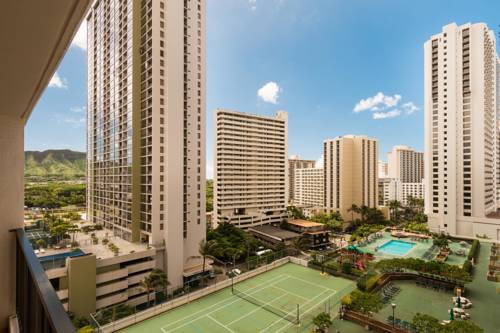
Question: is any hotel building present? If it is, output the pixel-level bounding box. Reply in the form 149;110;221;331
424;22;500;238
288;155;315;203
324;135;378;220
378;178;425;207
86;0;206;287
294;168;324;207
214;109;288;228
387;145;424;183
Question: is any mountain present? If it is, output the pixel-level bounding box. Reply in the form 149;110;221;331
25;149;86;182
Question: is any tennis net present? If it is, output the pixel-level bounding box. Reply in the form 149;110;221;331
232;287;298;324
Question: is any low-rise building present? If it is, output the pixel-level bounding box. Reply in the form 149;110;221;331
248;225;301;249
286;219;329;249
39;227;158;318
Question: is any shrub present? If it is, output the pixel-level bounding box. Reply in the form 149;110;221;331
463;260;473;274
342;262;352;274
356;276;368;291
365;274;381;291
467;239;480;261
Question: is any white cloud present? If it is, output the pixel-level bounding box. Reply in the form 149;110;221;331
315;155;324;168
402;102;419;115
353;92;419;120
373;109;401;120
48;72;68;89
249;0;257;11
63;117;86;127
71;21;87;51
258;81;281;104
70;106;86;113
353;92;401;113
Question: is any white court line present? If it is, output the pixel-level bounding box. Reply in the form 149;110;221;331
225;293;288;326
163;275;291;333
207;314;235;333
271;285;308;301
160;273;287;331
285;274;337;292
260;289;330;333
274;292;337;333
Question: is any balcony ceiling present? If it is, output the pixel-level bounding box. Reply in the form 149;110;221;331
0;0;90;122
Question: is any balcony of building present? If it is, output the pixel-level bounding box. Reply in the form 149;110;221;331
0;0;90;332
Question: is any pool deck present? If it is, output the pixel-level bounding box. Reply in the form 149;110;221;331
355;232;470;265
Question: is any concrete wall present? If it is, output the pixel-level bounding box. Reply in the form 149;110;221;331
0;115;24;330
68;255;97;318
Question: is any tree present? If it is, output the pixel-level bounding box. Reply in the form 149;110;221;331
433;234;450;250
193;239;218;274
312;312;332;333
140;269;170;307
365;208;386;225
347;204;360;222
359;205;370;224
439;320;483;333
49;219;73;243
287;205;306;220
412;313;440;332
290;237;311;254
388;200;402;223
36;239;46;249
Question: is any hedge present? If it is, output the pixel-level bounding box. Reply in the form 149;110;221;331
467;240;480;261
462;260;473;274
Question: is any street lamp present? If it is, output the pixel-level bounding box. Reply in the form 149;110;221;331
391;303;397;330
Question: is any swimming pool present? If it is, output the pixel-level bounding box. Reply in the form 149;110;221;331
378;240;416;256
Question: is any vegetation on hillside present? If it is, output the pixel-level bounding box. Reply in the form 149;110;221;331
25;150;86;182
25;183;86;208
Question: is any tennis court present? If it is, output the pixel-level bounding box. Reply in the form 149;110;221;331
119;263;356;333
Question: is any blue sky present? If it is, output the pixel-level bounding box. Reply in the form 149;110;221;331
26;0;500;178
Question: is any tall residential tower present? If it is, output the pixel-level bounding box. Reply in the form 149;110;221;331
214;110;288;228
424;22;500;238
86;0;206;286
387;145;424;183
288;155;315;204
324;135;378;220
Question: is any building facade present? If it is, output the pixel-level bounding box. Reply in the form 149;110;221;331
288;155;315;203
378;178;424;206
387;145;424;183
294;168;324;207
424;22;500;238
378;160;389;178
86;0;206;286
324;135;378;220
214;109;288;228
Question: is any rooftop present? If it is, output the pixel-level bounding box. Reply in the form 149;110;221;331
37;225;152;261
249;225;301;241
287;219;324;228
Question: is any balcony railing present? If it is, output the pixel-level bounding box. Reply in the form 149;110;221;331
13;228;76;333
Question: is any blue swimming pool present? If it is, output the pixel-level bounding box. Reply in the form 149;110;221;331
378;240;416;256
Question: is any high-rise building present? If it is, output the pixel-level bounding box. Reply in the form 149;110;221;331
387;145;424;182
378;178;425;207
294;168;324;207
86;0;206;286
324;135;378;220
288;155;315;203
378;160;389;178
214;109;288;228
424;22;500;238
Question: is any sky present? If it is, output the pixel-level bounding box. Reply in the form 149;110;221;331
25;0;500;178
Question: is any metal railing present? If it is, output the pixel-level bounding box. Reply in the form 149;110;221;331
13;228;75;333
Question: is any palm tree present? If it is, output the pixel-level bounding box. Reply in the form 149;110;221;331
347;204;359;222
192;239;218;274
388;200;402;223
291;237;311;254
359;205;370;224
141;269;169;307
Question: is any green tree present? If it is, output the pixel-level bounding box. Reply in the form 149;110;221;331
347;204;360;222
312;312;332;333
388;200;402;223
290;236;311;254
433;234;450;250
439;320;483;333
359;205;370;224
287;205;306;220
49;219;73;243
192;239;218;274
412;313;440;332
77;326;95;333
140;269;170;307
36;239;46;249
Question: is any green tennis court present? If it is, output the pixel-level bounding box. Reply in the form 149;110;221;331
119;263;356;333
